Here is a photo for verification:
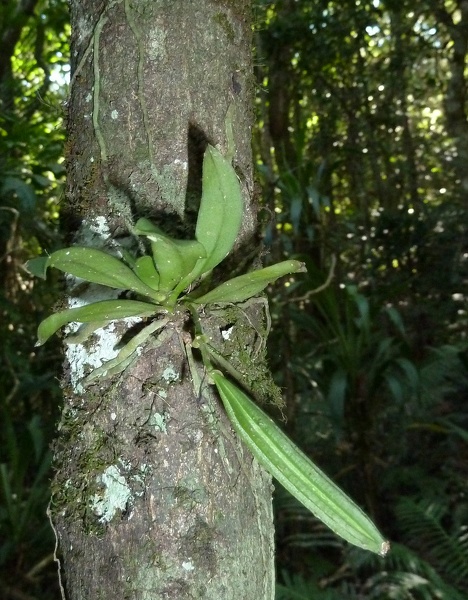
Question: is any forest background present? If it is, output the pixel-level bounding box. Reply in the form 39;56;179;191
1;1;467;599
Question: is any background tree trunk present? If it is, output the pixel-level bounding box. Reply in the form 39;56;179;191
51;1;275;598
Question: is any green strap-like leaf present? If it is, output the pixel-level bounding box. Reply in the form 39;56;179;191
133;218;162;236
193;144;243;277
82;317;169;386
148;235;206;293
211;371;390;556
48;247;164;301
133;256;160;291
134;218;206;294
190;260;306;305
36;299;158;346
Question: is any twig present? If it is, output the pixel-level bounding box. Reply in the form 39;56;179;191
292;254;336;303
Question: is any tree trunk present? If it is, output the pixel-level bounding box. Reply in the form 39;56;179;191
433;2;468;196
51;1;275;598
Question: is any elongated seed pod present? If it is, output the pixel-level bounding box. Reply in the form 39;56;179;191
212;371;390;556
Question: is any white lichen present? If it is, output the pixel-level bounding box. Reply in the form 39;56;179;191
162;365;179;383
91;465;132;523
84;215;112;244
64;215;140;393
147;26;167;61
65;286;142;394
221;326;234;341
149;412;167;433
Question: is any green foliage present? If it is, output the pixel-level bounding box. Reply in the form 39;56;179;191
193;144;244;275
2;0;468;596
252;1;468;595
293;278;418;439
277;570;343;600
133;218;207;296
0;412;58;598
0;413;51;560
396;498;468;591
212;369;388;555
0;1;69;598
276;524;468;600
192;259;305;305
0;0;68;254
268;274;468;596
27;143;305;347
36;298;159;346
26;135;387;555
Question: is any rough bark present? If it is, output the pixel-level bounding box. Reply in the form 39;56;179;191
51;1;275;598
433;1;468;196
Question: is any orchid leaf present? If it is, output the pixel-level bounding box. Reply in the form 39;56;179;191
25;256;50;279
47;247;164;301
192;144;243;278
36;299;158;346
190;260;306;304
134;219;206;293
133;255;160;291
211;370;390;556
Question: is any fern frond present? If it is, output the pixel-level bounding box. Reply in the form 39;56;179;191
366;571;447;600
276;570;346;600
396;497;468;590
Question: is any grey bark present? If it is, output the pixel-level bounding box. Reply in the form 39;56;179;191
433;1;468;196
51;1;275;598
